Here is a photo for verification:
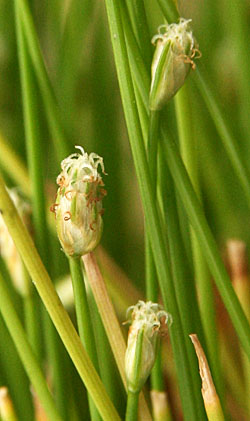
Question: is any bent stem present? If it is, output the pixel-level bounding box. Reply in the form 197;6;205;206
0;175;121;421
82;252;152;421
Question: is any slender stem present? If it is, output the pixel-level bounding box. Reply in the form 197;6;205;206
125;392;140;421
0;176;121;421
125;329;144;421
0;273;62;421
17;0;70;160
15;7;68;417
68;257;101;421
193;68;250;208
103;1;204;418
125;0;152;68
82;252;152;421
146;111;166;393
161;129;250;361
174;84;222;395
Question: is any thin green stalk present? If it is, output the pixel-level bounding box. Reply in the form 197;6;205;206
0;134;30;197
22;265;41;357
103;1;205;419
146;111;165;393
158;158;206;418
68;257;101;421
0;176;121;421
57;0;94;124
125;0;152;68
0;273;62;421
156;0;179;23
125;330;144;421
15;8;68;417
0;311;34;420
193;68;250;208
174;84;222;395
126;392;140;421
16;0;70;160
160;129;250;361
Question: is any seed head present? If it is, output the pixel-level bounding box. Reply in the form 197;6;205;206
149;18;200;110
53;146;106;257
125;301;172;393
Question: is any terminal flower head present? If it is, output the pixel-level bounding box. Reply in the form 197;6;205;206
149;18;200;110
125;301;172;393
52;146;107;257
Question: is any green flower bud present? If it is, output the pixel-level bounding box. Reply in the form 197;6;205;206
52;146;107;257
125;301;172;393
149;18;200;110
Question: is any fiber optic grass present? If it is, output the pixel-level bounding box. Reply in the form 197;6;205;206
0;1;249;420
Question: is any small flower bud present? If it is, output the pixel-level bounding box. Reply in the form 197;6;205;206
125;301;172;393
149;18;200;110
53;146;107;257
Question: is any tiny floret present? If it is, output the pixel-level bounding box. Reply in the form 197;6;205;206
125;301;172;393
52;146;106;257
149;18;200;110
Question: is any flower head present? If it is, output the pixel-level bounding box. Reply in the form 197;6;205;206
125;301;172;392
52;146;106;257
149;18;200;110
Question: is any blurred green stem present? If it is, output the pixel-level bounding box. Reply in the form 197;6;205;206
68;257;101;421
0;176;121;421
161;128;250;361
174;84;222;395
15;5;68;417
0;273;62;421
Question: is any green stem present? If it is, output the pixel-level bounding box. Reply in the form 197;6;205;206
17;0;70;160
161;129;250;361
0;273;62;421
125;0;152;68
174;84;222;395
22;265;41;358
68;257;101;421
15;7;68;417
146;111;165;392
0;176;121;421
125;392;140;421
194;68;250;208
103;1;204;419
125;329;144;421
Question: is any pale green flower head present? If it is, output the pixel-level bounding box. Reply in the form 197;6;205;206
125;301;172;393
149;18;200;110
53;146;106;257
